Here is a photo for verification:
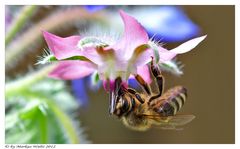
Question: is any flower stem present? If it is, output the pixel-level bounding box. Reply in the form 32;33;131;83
48;100;80;143
5;5;37;45
5;64;56;97
39;111;48;144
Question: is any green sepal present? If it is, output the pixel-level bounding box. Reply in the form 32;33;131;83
148;41;160;63
50;55;90;62
159;60;183;76
91;71;100;85
38;54;91;65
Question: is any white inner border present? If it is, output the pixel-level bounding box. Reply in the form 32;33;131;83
1;0;239;148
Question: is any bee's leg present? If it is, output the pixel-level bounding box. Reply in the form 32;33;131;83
149;57;164;102
127;88;145;104
134;74;151;95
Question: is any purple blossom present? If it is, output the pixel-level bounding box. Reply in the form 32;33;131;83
71;78;88;107
42;10;206;92
5;7;13;32
84;5;106;13
133;6;200;42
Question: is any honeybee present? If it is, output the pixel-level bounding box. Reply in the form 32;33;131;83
109;58;195;131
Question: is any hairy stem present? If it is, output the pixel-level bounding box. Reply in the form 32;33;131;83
5;5;37;45
5;64;56;96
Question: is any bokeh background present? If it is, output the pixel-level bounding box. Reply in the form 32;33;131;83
5;5;234;144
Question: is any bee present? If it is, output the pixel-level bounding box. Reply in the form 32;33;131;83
109;58;195;131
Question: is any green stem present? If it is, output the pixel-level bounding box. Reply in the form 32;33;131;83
5;64;56;97
48;101;80;143
39;111;48;144
5;6;37;45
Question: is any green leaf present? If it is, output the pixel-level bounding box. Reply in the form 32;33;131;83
19;100;46;119
5;113;20;131
5;79;89;143
6;125;38;144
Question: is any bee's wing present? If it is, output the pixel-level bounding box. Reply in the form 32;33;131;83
143;114;195;130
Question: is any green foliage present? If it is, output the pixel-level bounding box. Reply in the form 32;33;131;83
5;79;89;144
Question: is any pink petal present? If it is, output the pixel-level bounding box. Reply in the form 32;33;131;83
158;46;177;62
42;31;82;60
135;35;207;65
136;64;152;84
49;61;96;80
171;35;207;54
134;48;152;66
133;46;176;66
157;35;207;61
113;10;149;60
81;47;105;65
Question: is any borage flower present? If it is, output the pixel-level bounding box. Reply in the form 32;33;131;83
41;10;206;92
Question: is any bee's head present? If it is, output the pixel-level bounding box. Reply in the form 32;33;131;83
113;95;131;117
113;94;135;118
108;78;135;117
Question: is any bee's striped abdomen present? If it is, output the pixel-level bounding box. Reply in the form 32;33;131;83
149;86;187;117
